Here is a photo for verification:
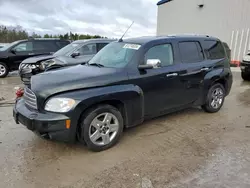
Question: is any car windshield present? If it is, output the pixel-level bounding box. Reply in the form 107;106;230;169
53;43;81;56
0;41;19;51
89;42;140;68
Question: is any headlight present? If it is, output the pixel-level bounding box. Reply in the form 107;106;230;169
40;59;56;70
45;98;76;113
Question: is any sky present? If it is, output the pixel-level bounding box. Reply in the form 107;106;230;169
0;0;158;38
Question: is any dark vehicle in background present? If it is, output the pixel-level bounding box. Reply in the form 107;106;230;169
240;53;250;80
0;38;69;78
13;35;232;151
19;39;114;85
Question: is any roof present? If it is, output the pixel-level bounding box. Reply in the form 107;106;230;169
157;0;173;6
73;38;115;44
122;35;217;45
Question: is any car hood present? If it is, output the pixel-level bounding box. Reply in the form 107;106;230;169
31;65;128;99
21;55;90;66
21;55;55;64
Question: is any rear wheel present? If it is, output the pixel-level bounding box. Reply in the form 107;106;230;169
78;105;124;152
241;72;250;81
202;83;225;113
0;62;9;78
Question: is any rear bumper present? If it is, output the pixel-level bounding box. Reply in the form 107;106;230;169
13;98;75;143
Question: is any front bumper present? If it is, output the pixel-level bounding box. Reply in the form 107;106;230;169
13;98;74;143
240;61;250;72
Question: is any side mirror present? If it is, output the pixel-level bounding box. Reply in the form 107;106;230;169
10;49;16;54
71;51;80;58
138;59;161;70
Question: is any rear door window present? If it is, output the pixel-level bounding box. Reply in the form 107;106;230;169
78;43;97;55
203;40;226;59
33;41;57;52
55;41;70;49
97;43;109;52
179;42;204;63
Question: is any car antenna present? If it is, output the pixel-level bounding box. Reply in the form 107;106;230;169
118;21;134;42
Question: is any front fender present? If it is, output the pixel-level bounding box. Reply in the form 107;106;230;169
56;84;144;140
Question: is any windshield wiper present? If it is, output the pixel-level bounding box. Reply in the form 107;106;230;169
88;63;104;68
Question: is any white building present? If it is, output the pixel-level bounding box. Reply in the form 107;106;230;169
157;0;250;62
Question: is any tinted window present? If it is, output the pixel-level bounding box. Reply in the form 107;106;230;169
78;43;97;55
13;42;33;52
56;41;70;49
97;43;109;52
203;40;226;59
145;44;174;67
179;42;204;63
33;41;56;51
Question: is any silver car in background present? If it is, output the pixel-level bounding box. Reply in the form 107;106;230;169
19;39;115;85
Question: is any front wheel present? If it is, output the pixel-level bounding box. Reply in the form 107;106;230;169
241;72;250;81
0;62;9;78
202;83;225;113
78;105;124;152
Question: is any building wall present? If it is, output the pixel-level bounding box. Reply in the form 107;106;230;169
157;0;250;61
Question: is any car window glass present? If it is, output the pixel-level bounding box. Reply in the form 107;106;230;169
179;42;204;63
89;42;138;68
33;41;56;51
13;42;33;52
78;43;97;55
97;43;109;52
56;41;70;49
203;40;225;59
145;44;174;67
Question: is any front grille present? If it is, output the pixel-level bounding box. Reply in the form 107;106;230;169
24;87;37;109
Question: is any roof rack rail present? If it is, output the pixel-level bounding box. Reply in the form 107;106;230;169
28;37;63;40
166;33;210;37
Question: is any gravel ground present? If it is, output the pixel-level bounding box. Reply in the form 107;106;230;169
0;70;250;188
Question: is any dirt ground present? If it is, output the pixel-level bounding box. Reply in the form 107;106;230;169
0;70;250;188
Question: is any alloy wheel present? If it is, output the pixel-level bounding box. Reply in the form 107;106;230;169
0;64;6;76
211;87;224;109
89;112;119;146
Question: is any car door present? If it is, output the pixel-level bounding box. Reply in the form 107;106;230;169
72;43;97;64
136;43;185;117
177;41;207;104
8;41;34;69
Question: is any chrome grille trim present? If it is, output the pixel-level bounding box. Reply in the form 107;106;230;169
24;87;37;109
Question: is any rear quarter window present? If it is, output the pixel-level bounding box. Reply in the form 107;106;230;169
203;40;226;60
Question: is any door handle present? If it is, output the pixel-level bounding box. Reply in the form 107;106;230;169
200;67;209;71
166;73;178;77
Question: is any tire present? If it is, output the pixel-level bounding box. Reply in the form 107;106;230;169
241;72;250;81
0;62;9;78
78;105;124;152
202;83;225;113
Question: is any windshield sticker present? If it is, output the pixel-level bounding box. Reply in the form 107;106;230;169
123;44;141;50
